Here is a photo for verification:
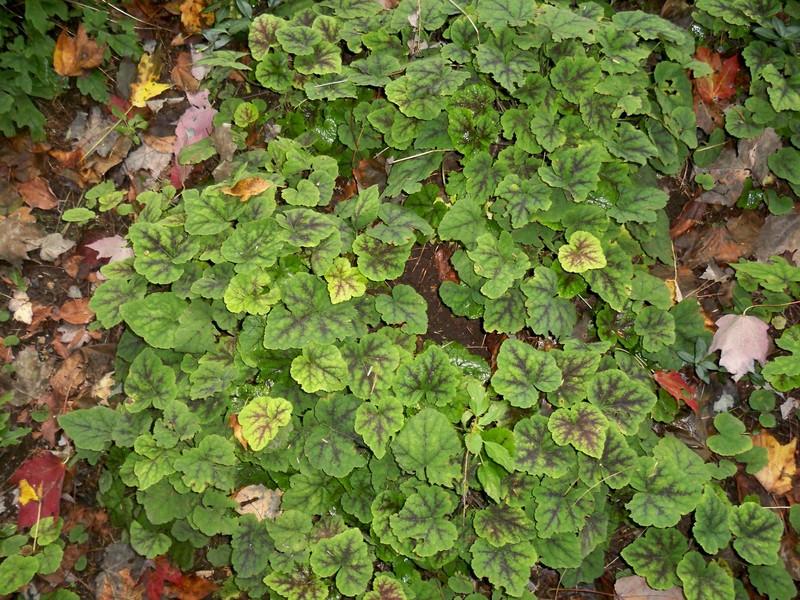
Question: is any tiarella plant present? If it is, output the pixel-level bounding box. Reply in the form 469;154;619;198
53;2;798;599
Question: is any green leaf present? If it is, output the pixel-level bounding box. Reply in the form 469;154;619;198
232;515;272;578
634;306;676;351
276;209;337;248
364;574;408;600
264;274;359;349
627;436;712;528
588;369;657;435
582;244;633;311
676;551;735;600
353;234;413;282
294;42;342;75
390;485;458;557
621;528;687;589
513;415;574;478
393;345;460;407
221;218;289;268
495;174;552;227
277;25;322;54
90;275;147;328
536;532;582;569
482;288;525;333
255;51;294;91
224;270;281;315
520;268;577;339
548;402;608;458
120;292;186;349
476;0;534;29
707;412;752;456
124;349;177;412
693;484;732;554
264;571;328;600
578;425;637;489
438;195;490;245
491;339;562;407
310;528;372;596
558;231;607;273
61;207;96;223
748;563;797;600
607;122;658;165
370;204;433;246
129;223;197;284
238;396;292;451
548;349;602;407
385;57;469;120
392;408;461;486
291;344;348;393
341;331;401;399
767;147;800;186
375;284;428;335
184;190;241;235
0;555;39;594
531;111;566;153
474;504;534;547
130;521;171;559
610;185;669;224
533;476;595;538
355;397;404;459
729;502;782;565
173;435;237;493
761;66;800;113
539;143;605;202
304;395;367;477
467;232;531;299
469;539;538;597
250;14;285;60
550;56;601;104
58;407;119;452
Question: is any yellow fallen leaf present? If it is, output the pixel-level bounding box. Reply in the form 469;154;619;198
180;0;215;34
752;433;797;495
222;177;273;202
18;479;42;506
130;53;171;108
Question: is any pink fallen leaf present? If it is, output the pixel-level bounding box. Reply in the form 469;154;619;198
709;314;770;381
172;90;216;187
9;452;66;528
86;235;133;264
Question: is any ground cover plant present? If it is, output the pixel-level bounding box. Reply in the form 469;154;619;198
1;0;800;599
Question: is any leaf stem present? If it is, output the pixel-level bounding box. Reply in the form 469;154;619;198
387;149;451;165
742;299;800;316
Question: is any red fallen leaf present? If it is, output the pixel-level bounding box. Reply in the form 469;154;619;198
8;452;66;528
653;370;699;413
433;243;459;284
694;47;740;104
146;557;183;600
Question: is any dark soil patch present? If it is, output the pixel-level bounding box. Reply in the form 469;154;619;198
397;243;490;359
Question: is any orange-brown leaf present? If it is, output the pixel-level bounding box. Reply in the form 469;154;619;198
752;433;797;496
694;47;740;104
653;370;699;413
58;298;95;325
53;24;105;77
17;177;58;210
222;177;272;202
180;0;215;34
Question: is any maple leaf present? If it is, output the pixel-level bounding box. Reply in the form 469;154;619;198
130;53;171;108
653;370;699;413
53;24;105;77
9;452;66;527
709;314;770;381
694;47;740;105
751;433;797;496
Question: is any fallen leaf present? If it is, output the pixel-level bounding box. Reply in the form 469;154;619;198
222;176;272;202
92;372;115;402
124;143;172;180
615;575;684;600
130;53;171;108
58;298;95;325
10;346;54;407
0;210;44;263
142;133;177;154
171;51;200;91
653;370;699;413
53;24;105;77
172;90;216;185
97;567;144;600
229;413;247;449
694;147;749;206
180;0;215;34
709;314;770;381
354;157;388;191
18;479;42;505
9;289;33;324
50;351;87;400
39;233;75;262
738;128;782;185
780;397;799;420
752;433;797;495
9;452;66;527
755;213;800;263
86;235;134;264
17;177;58;210
694;47;740;105
232;484;282;521
145;557;182;600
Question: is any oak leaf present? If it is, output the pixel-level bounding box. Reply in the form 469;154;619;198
709;314;770;381
53;24;105;77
